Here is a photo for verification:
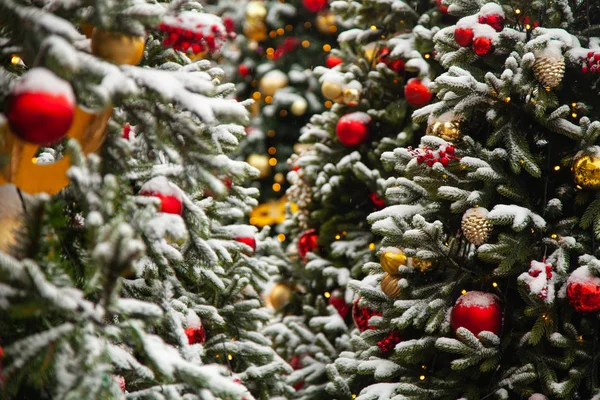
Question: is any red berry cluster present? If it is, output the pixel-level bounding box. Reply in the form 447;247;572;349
410;144;457;167
478;14;504;32
377;330;402;354
184;326;206;345
581;51;600;73
273;37;301;60
159;14;233;55
378;48;405;74
352;298;382;332
528;262;553;300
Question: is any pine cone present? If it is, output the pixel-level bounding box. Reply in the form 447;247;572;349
461;207;492;246
533;55;565;89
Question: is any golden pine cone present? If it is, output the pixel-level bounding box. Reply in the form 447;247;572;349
381;273;402;298
461;207;492;246
533;55;565;89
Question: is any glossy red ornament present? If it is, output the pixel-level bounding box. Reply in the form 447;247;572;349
472;37;493;56
298;229;319;260
185;326;206;344
450;291;502;337
140;192;183;215
302;0;327;12
454;27;474;47
378;48;405;74
478;14;504;32
336;112;371;147
326;55;343;68
352;297;382;332
404;79;432;107
329;289;350;318
238;64;251;77
236;236;256;253
377;330;401;353
122;123;132;140
5;69;75;145
369;192;386;209
436;0;449;14
567;266;600;313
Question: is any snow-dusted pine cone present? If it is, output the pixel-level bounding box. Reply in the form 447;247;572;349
461;207;492;246
533;55;565;89
287;154;312;230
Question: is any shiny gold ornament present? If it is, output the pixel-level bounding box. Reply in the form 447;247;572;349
342;88;360;107
91;28;145;65
533;53;565;89
315;10;336;35
380;247;407;275
381;273;402;298
80;23;95;39
247;153;271;179
246;1;267;20
426;119;462;142
244;23;267;42
411;257;434;272
291;98;308;116
245;1;268;42
572;147;600;190
461;207;492;246
268;283;293;309
259;70;288;97
321;80;343;100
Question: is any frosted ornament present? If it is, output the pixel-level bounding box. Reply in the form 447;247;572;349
381;273;402;298
185;312;206;345
477;3;505;32
567;266;600;313
91;28;145;65
159;12;230;55
233;225;257;255
298;229;319;260
533;45;565;90
404;78;432;107
572;147;600;190
303;0;327;13
321;80;343;100
472;36;493;56
377;330;401;353
290;98;308;116
243;3;267;43
247;153;271;178
410;143;457;167
326;55;343;68
336;112;371;147
461;207;492;246
450;291;502;336
259;70;288;96
139;177;183;215
377;47;405;74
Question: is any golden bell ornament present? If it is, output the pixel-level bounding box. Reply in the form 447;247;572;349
342;88;360;107
321;80;343;100
316;10;336;35
268;283;293;310
291;98;308;116
259;70;288;97
427;119;462;142
380;247;407;275
572;147;600;190
381;273;402;298
247;153;271;179
91;28;145;65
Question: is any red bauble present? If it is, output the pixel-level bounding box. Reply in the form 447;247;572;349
436;0;449;14
238;64;251;77
378;48;405;74
369;192;386;209
450;291;502;337
377;330;401;353
140;177;183;215
478;14;504;32
567;266;600;313
122;123;132;140
185;326;206;344
352;297;382;332
336;112;371;147
236;236;257;253
302;0;327;12
454;27;474;47
5;68;75;145
472;37;493;56
326;55;343;68
329;289;350;319
298;229;319;260
404;79;432;107
290;354;303;370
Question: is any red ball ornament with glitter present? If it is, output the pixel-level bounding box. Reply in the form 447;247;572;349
377;330;401;353
472;37;493;56
404;78;432;107
5;68;75;145
450;291;502;337
326;55;343;68
336;112;371;147
185;326;206;345
303;0;327;12
329;289;350;318
369;192;386;209
298;229;319;260
436;0;449;14
139;176;183;215
352;297;382;332
454;27;474;47
478;14;504;32
567;266;600;313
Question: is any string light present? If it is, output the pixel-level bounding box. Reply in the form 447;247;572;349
369;243;375;250
551;233;558;239
10;55;21;65
285;24;293;31
277;233;286;242
504;96;511;103
335;234;341;240
279;110;288;117
266;47;275;54
269;31;277;39
32;157;37;164
553;165;560;171
572;102;577;107
324;100;333;108
515;8;521;14
231;337;236;341
421;365;427;370
324;291;331;298
329;26;337;33
267;129;276;137
304;21;312;28
276;28;285;35
302;40;310;48
572;112;578;118
274;172;284;183
265;95;273;104
461;289;467;295
492;282;498;288
228;354;233;360
273;183;281;192
352;395;357;399
525;24;531;30
579;335;584;341
269;157;278;166
251;80;258;87
419;375;426;381
370;25;377;30
323;44;331;52
252;91;261;100
577;185;583;190
216;354;220;358
424;53;431;59
268;146;277;155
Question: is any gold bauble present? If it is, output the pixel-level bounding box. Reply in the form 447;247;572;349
321;80;343;100
291;98;308;116
461;207;492;246
315;11;336;35
247;153;271;179
573;147;600;190
268;283;293;310
380;247;407;275
342;88;360;107
411;257;434;272
381;273;402;298
244;23;267;42
259;70;288;97
91;28;145;65
80;23;95;39
427;120;462;142
246;1;267;20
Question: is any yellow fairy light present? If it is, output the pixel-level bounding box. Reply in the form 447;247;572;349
492;282;498;288
572;112;578;118
32;157;37;164
551;233;558;239
231;337;236;341
268;146;277;155
421;365;427;370
504;96;511;103
335;234;341;240
277;233;286;242
285;24;293;31
269;31;277;39
277;28;285;35
10;55;21;65
370;25;377;30
419;375;426;381
304;21;312;28
252;91;261;100
273;183;281;192
461;289;467;295
265;95;273;104
228;354;233;360
515;8;521;14
554;165;560;171
269;157;278;166
324;100;333;108
216;354;220;358
274;172;285;183
302;40;310;48
329;26;337;33
323;44;332;52
352;395;357;399
369;242;375;250
424;53;431;59
324;291;331;298
279;110;288;117
266;47;275;54
572;102;577;107
579;335;584;341
251;80;258;87
577;185;583;190
267;129;276;137
525;24;531;30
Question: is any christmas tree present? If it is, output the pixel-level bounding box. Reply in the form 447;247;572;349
326;0;600;399
209;0;343;206
0;1;291;398
261;0;450;397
